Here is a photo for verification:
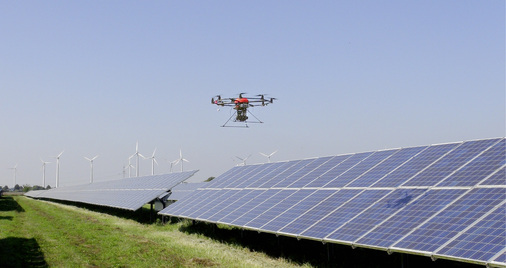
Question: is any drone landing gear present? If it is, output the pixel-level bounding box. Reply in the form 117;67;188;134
221;110;263;128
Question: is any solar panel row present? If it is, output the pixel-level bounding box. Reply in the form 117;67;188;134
26;171;198;211
159;138;505;267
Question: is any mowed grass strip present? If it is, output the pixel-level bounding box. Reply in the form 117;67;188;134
1;196;306;267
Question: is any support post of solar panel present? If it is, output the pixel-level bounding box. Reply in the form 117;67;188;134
150;201;154;223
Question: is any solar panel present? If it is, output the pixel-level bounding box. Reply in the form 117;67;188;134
320;152;374;188
206;189;255;222
158;137;506;267
324;150;398;188
301;154;352;188
226;190;282;226
277;190;362;238
286;157;337;188
354;189;467;250
391;188;505;254
167;182;205;201
196;189;243;221
270;159;321;188
403;138;501;187
324;188;427;244
300;189;390;240
215;190;267;223
433;202;506;263
372;142;459;187
480;166;506;186
260;189;335;233
437;139;505;187
243;189;315;230
239;161;292;188
30;171;197;211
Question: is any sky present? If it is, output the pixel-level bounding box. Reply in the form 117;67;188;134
0;1;504;188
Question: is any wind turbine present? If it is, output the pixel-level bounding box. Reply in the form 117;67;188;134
40;158;51;188
9;164;17;187
127;154;134;178
169;159;178;173
173;149;189;172
259;150;278;163
236;155;251;166
132;142;145;177
146;148;158;175
53;151;64;188
84;155;99;183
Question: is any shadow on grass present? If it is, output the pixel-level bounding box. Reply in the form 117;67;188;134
37;198;158;224
0;196;25;212
0;237;48;267
178;220;483;268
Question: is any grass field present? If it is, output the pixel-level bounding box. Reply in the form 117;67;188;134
0;196;307;267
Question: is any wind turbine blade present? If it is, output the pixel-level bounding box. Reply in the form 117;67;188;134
153;158;159;165
139;153;146;159
58;151;64;158
183;158;189;163
259;152;268;157
92;155;99;161
271;150;278;156
84;157;91;161
152;148;157;157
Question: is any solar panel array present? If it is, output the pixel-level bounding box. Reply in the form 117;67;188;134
159;138;506;267
26;171;198;211
166;182;206;201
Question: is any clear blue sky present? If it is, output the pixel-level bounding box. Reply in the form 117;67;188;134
1;1;504;187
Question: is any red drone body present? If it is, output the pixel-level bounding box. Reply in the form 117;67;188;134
211;93;276;127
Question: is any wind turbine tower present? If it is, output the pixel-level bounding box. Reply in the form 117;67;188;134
84;155;99;183
133;142;144;177
9;164;17;187
40;159;51;188
173;149;189;172
54;151;64;188
146;148;158;175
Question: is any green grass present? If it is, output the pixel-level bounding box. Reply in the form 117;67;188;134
0;196;307;267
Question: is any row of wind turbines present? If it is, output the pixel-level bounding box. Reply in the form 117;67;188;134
125;142;189;178
11;142;190;189
235;150;278;166
8;145;278;189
